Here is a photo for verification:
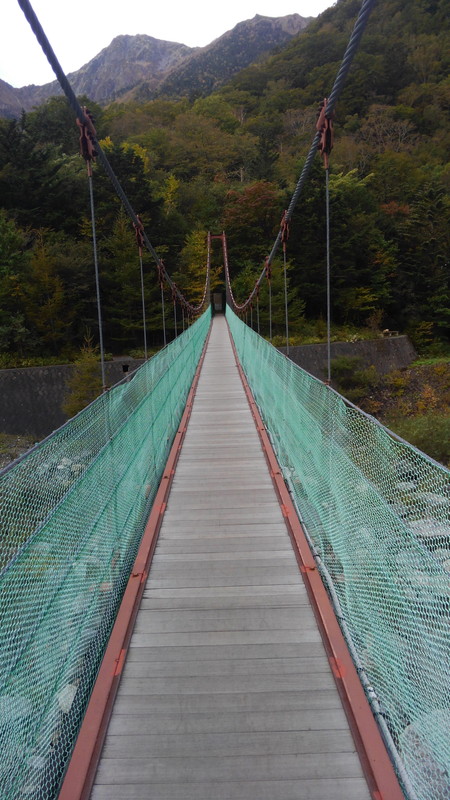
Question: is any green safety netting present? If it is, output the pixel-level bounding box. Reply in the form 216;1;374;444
227;306;450;800
0;308;210;800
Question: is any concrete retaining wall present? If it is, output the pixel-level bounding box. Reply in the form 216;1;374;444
0;336;416;439
0;359;144;439
278;335;416;382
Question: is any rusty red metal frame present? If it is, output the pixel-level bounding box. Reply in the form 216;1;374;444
58;323;212;800
227;324;405;800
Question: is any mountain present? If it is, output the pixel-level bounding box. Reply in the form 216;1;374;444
1;35;195;115
0;14;310;118
133;14;311;102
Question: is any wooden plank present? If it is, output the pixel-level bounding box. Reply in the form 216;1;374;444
156;523;290;537
111;688;346;715
171;476;274;487
93;752;365;785
157;522;290;536
125;641;328;662
91;777;371;800
122;656;331;678
144;572;304;589
106;707;349;736
142;584;306;600
117;672;334;696
139;596;309;611
145;569;305;588
101;729;357;759
154;536;292;553
166;492;278;509
161;508;283;522
151;551;294;566
127;628;322;648
131;607;317;633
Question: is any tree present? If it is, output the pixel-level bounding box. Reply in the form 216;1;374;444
100;208;163;350
62;333;103;418
18;230;71;353
222;181;282;266
175;230;222;305
0;211;34;353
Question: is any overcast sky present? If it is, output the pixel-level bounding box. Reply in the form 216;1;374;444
2;0;334;88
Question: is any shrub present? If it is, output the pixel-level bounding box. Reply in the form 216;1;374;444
62;334;103;419
330;355;379;404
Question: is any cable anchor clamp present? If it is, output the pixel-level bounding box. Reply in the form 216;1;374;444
157;261;166;288
133;214;144;252
280;210;290;250
76;106;97;168
316;97;334;169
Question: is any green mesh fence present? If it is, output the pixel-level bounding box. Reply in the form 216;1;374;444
227;306;450;800
0;308;210;800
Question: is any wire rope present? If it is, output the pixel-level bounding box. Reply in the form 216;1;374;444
17;0;209;317
325;166;331;383
87;171;106;389
225;0;377;315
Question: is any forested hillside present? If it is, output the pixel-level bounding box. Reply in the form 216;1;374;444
0;0;448;360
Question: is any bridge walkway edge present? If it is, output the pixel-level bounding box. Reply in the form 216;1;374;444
59;314;404;800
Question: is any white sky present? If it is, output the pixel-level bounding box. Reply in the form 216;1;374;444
2;0;334;88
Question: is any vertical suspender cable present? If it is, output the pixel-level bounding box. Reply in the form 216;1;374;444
269;281;272;342
88;172;106;390
139;250;148;359
257;294;260;335
283;247;289;356
281;211;290;356
250;305;253;330
134;216;148;360
325;166;331;383
317;98;334;384
161;283;167;347
76;108;106;389
173;295;178;338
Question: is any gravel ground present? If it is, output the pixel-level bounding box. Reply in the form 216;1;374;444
0;434;36;471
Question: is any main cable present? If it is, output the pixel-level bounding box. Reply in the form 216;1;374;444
225;0;377;314
17;0;209;316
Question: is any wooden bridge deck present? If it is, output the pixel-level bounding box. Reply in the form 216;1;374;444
89;314;372;800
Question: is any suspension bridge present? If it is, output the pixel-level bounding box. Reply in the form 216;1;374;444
1;0;450;798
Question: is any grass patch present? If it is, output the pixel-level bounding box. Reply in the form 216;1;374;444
411;356;450;367
385;412;450;467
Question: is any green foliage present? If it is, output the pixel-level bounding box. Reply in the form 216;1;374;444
331;355;379;403
0;0;448;359
387;412;450;467
175;230;222;303
62;333;103;418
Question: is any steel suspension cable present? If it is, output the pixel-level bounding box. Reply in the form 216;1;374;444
88;170;106;389
161;289;167;345
281;211;290;356
283;245;289;355
134;217;148;360
224;0;377;316
139;250;148;359
173;294;178;338
325;167;331;383
266;264;272;342
263;0;376;275
17;0;209;317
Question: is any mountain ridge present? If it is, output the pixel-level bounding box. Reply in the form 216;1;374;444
0;14;311;117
